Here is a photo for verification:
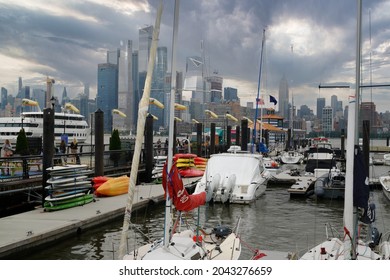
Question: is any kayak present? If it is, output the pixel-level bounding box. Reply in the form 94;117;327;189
95;176;129;196
44;194;94;211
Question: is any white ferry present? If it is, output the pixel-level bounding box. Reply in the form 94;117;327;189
0;99;90;144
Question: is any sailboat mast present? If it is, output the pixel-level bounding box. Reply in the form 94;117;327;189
344;0;362;260
355;0;362;143
164;0;180;247
252;28;266;153
117;2;163;259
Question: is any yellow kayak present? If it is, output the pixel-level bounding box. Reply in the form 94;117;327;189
95;176;129;196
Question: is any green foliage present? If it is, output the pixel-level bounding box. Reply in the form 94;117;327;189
109;129;121;166
15;129;30;155
109;129;121;150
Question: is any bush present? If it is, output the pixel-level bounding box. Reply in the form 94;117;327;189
109;129;121;166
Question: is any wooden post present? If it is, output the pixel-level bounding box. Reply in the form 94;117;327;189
196;123;202;157
210;122;216;155
94;109;104;177
227;125;232;149
236;125;240;146
241;119;248;151
144;114;154;183
42;108;55;206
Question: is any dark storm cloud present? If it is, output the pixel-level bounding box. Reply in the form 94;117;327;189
1;0;389;112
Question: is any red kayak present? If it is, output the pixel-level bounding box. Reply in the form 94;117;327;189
179;168;204;178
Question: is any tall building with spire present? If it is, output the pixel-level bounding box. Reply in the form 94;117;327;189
61;87;69;107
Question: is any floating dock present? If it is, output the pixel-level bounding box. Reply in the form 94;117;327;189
0;182;166;259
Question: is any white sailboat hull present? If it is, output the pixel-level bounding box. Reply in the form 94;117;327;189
300;238;384;260
124;229;241;260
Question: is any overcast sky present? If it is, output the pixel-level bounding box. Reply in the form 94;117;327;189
1;0;389;113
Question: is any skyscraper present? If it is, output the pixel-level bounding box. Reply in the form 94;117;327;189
1;87;8;110
61;87;69;106
184;56;209;104
209;74;223;103
117;40;133;132
317;97;325;119
97;57;119;132
322;106;333;132
331;95;338;117
224;87;238;102
138;25;153;73
278;75;289;119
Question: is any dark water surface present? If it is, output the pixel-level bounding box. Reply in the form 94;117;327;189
24;162;390;260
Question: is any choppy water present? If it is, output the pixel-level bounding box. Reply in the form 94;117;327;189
23;162;390;260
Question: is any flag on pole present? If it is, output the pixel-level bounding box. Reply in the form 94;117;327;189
270;95;278;105
256;98;265;105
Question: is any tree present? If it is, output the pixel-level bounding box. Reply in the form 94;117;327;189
15;129;30;155
109;129;121;167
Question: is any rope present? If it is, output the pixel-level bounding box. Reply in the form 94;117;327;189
238;235;267;259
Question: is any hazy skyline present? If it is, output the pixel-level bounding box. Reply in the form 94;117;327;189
1;0;389;113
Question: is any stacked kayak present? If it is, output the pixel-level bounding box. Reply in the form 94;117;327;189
44;165;94;211
173;154;207;178
93;175;129;196
152;155;167;183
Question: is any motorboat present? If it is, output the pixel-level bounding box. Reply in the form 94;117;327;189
379;175;390;202
194;151;270;204
263;156;280;176
384;153;390;166
279;150;304;164
304;142;335;173
313;167;345;200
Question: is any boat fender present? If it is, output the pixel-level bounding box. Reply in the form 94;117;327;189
212;225;232;239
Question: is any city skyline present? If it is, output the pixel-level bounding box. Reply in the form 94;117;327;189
1;0;390;113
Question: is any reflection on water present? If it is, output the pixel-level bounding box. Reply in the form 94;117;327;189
20;151;390;259
25;177;390;260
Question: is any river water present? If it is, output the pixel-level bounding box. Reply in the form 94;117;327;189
23;160;390;260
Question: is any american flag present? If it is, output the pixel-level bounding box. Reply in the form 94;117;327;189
256;98;265;105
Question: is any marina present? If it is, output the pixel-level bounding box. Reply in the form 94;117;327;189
0;159;389;260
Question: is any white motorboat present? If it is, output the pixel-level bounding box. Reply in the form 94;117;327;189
194;151;270;204
263;156;280;176
379;175;390;202
279;150;304;164
304;141;335;173
383;153;390;166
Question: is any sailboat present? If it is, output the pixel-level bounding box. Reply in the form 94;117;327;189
120;0;242;260
300;0;390;260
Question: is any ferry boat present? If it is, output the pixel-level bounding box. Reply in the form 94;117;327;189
0;99;89;144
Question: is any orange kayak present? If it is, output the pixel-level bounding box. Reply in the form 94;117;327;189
95;176;129;196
